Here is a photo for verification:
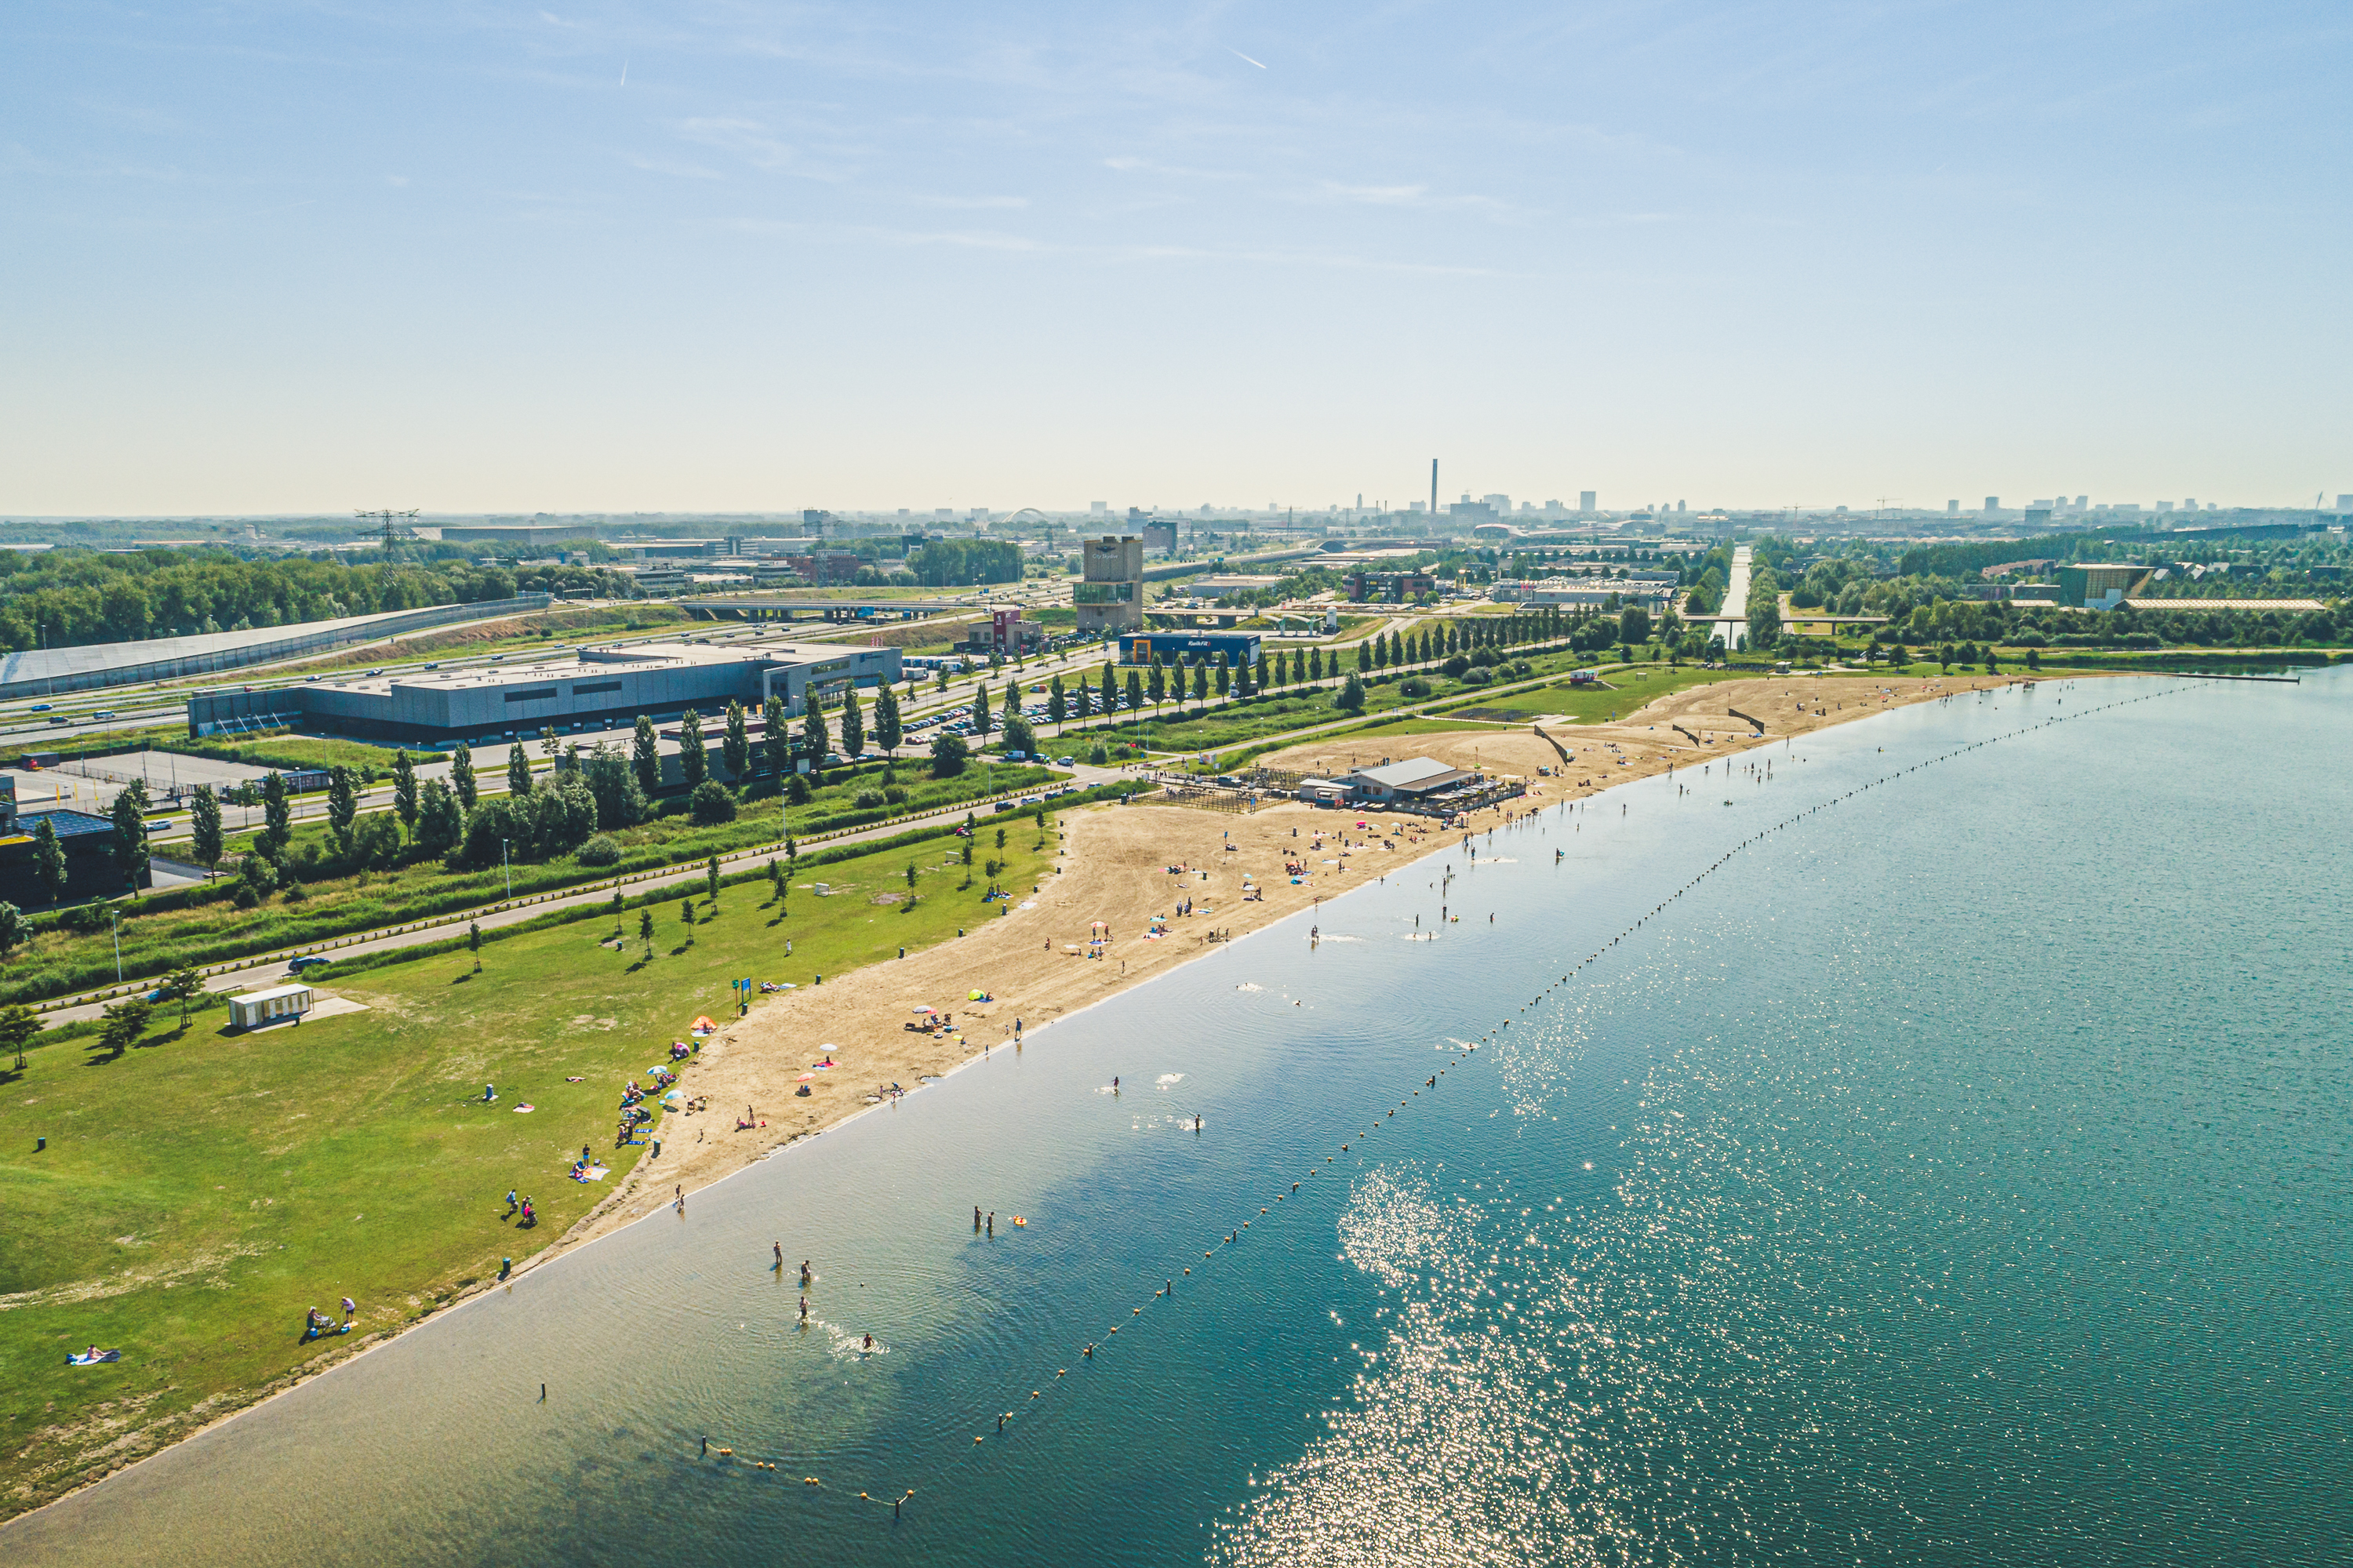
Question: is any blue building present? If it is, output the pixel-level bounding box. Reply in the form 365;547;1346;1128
1118;631;1262;668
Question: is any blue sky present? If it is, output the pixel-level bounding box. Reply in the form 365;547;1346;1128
3;1;2347;515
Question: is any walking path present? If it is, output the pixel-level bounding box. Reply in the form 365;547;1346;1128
1720;545;1753;653
36;764;1125;1030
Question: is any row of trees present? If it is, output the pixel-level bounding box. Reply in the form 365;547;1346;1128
0;544;634;653
907;539;1023;587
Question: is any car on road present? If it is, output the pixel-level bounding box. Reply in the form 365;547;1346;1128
287;955;332;974
1054;755;1075;766
90;711;115;720
47;715;68;726
28;704;50;712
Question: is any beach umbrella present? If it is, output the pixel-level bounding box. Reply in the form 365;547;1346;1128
911;1005;936;1015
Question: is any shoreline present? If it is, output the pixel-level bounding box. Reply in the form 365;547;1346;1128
1;670;2069;1527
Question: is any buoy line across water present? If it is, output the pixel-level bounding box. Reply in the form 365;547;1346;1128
689;682;2181;1518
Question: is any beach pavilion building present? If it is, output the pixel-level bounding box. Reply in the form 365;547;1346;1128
1341;757;1477;804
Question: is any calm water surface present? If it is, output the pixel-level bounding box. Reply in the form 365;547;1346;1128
5;671;2347;1567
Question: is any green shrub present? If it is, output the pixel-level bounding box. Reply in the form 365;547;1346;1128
689;780;738;824
576;835;622;867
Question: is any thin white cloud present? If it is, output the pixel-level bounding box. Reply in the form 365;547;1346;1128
904;193;1030;209
724;217;1503;278
675;117;796;170
1312;180;1529;221
624;154;722;180
1101;155;1245;180
1321;181;1427;206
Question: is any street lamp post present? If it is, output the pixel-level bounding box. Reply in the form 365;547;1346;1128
111;908;123;984
501;838;511;898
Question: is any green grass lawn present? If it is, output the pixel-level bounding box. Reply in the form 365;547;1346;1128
5;764;1060;1009
0;820;1055;1515
1428;665;1748;725
162;733;410;774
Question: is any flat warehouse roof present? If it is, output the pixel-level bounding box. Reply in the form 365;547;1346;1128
307;641;863;697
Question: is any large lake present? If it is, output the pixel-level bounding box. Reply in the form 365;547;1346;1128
5;671;2347;1567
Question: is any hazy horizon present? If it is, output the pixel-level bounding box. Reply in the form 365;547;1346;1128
4;2;2347;515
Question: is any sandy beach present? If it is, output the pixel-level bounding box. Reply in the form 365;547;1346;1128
552;671;2025;1251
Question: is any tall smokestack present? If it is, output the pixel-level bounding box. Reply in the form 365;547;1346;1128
1430;459;1438;518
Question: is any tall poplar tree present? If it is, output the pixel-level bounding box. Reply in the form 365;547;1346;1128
450;744;478;810
763;697;791;779
189;784;223;871
722;700;751;781
801;694;830;773
840;689;865;758
391;748;419;839
678;709;707;788
632;715;661;795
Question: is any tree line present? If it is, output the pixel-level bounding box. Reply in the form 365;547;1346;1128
0;544;636;653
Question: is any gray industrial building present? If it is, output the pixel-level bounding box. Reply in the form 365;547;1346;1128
187;641;900;745
0;595;554;701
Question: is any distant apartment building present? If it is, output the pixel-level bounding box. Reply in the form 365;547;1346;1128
1984;497;2001;514
1344;570;1435;603
1578;491;1597;514
1075;536;1144;636
965;608;1045;657
787;551;867;585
